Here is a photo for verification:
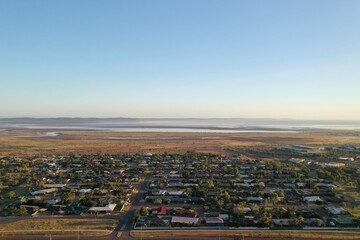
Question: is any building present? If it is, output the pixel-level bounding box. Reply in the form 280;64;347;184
88;204;117;214
303;196;323;203
171;216;199;225
30;188;57;196
204;217;224;226
283;145;324;153
151;206;167;215
326;207;347;215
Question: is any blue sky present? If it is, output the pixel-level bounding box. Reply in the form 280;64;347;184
0;0;359;119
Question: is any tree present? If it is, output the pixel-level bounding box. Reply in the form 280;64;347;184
312;219;325;227
8;191;16;199
353;217;360;227
233;202;246;216
293;215;304;226
140;206;148;216
62;191;75;204
17;206;28;216
275;190;285;198
287;206;297;219
9;206;17;215
250;203;260;214
224;191;231;204
206;179;214;188
258;213;272;227
273;207;283;219
272;193;279;204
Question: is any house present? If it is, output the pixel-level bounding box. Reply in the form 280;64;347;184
31;188;57;196
21;205;40;215
88;204;117;213
151;206;167;215
145;216;169;227
48;198;61;205
338;157;354;162
326;207;347;215
204;217;224;226
171;215;199;225
78;188;92;194
247;197;263;204
304;196;323;203
65;206;89;215
271;219;292;227
332;216;356;227
43;184;67;188
289;158;305;164
315;183;336;190
317;162;345;168
166;191;183;196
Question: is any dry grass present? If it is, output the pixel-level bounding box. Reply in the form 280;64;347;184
130;230;360;240
0;218;117;231
1;130;360;156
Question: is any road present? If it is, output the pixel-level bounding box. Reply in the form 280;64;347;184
111;172;151;239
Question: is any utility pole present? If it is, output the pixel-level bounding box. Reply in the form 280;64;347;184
218;226;221;240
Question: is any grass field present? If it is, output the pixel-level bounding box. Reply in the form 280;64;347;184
1;130;360;156
0;218;116;236
130;229;360;240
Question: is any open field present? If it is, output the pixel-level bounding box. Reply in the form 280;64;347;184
0;219;116;237
0;218;116;231
130;229;360;240
1;130;360;156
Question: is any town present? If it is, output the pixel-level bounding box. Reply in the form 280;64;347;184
0;144;359;238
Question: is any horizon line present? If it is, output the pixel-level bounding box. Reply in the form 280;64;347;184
1;117;360;122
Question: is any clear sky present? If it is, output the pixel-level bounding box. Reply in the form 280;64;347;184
0;0;359;119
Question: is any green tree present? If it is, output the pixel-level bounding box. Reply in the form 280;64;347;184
293;216;304;226
250;203;260;214
258;213;272;227
272;193;279;204
17;206;28;216
8;191;16;199
62;191;75;204
140;206;148;216
224;191;231;203
233;202;246;216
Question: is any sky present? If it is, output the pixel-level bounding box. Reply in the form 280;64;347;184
0;0;359;120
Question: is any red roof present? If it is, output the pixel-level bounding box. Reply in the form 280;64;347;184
158;206;166;214
151;206;167;214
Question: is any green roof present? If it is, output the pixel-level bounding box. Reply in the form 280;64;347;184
65;206;89;213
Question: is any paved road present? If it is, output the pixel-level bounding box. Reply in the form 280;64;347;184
114;173;151;238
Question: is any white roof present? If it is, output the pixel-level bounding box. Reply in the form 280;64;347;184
88;204;117;212
167;191;183;195
171;216;199;224
315;183;336;188
248;197;263;201
43;184;66;188
304;196;323;202
78;189;92;193
205;217;224;224
31;188;57;196
326;207;346;215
